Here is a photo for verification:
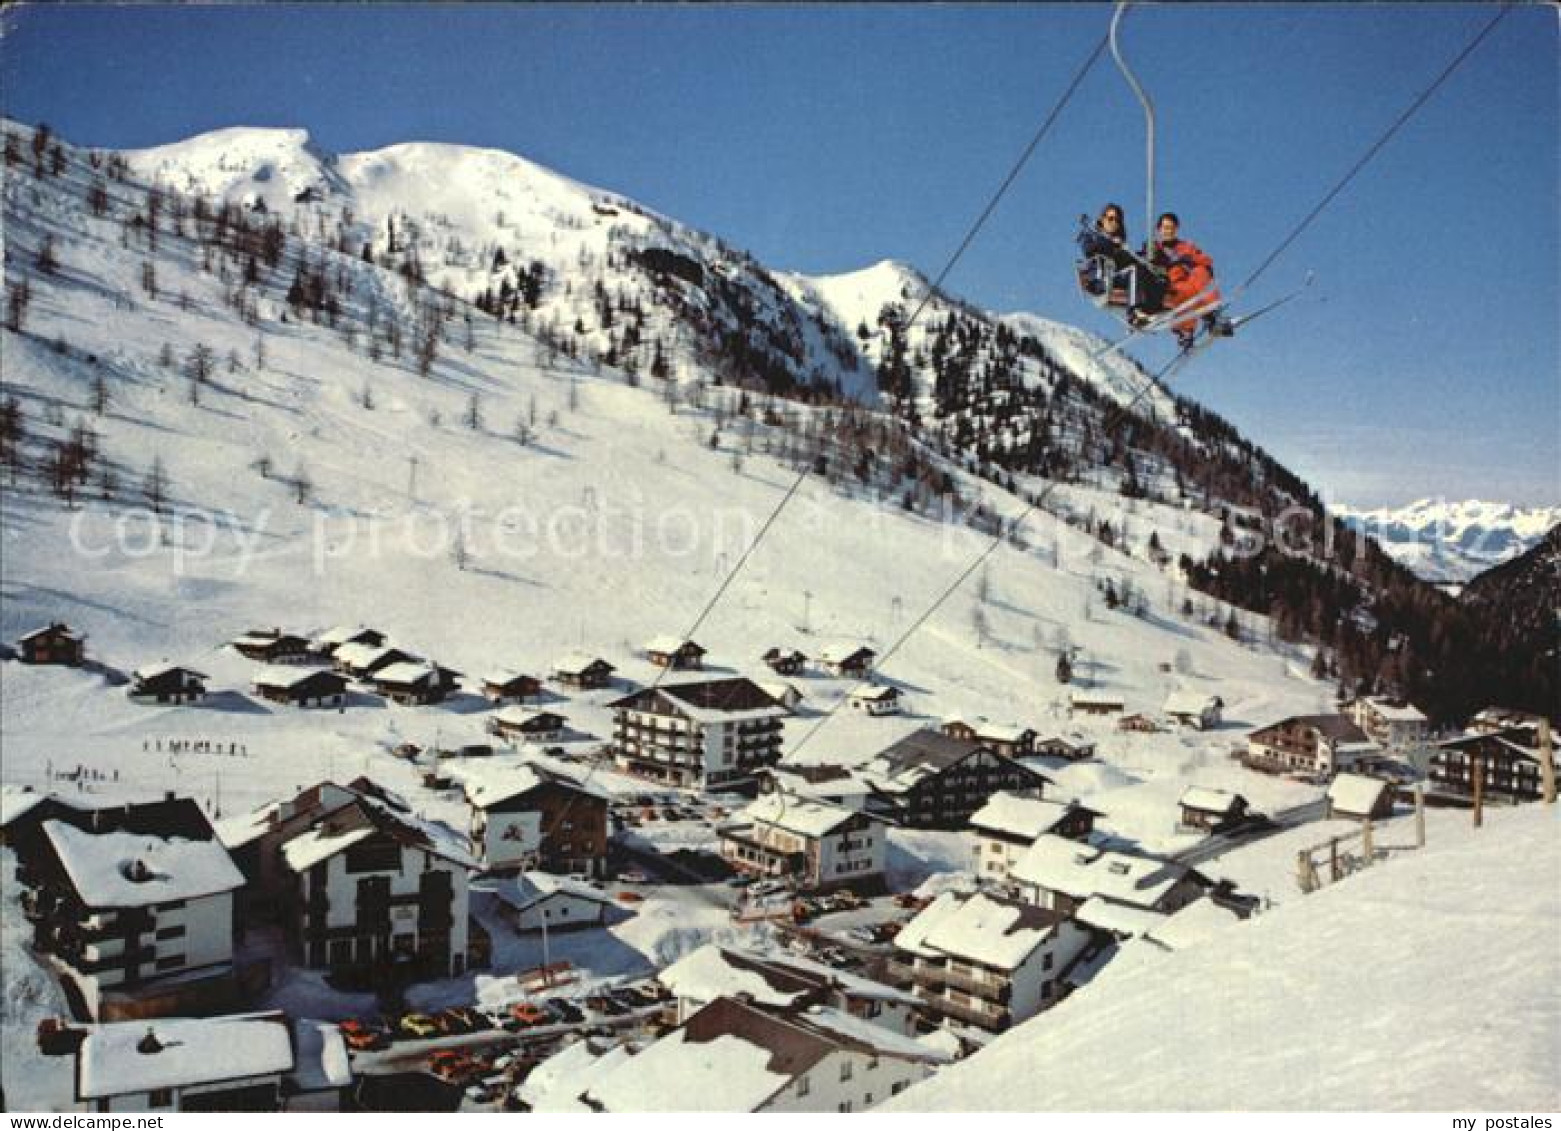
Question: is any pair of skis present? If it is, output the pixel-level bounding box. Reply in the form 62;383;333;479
1090;272;1315;363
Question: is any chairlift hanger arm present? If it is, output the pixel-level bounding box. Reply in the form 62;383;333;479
1109;1;1156;241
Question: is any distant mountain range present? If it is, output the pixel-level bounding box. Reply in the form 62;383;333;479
1334;499;1561;583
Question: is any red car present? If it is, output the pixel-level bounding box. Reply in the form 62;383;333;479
338;1019;389;1052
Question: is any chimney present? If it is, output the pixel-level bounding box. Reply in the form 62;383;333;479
136;1028;164;1055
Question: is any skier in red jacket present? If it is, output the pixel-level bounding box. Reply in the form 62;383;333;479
1138;212;1231;348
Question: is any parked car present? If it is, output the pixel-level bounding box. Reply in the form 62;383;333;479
618;868;649;883
338;1019;389;1052
508;1001;553;1028
616;890;645;904
587;993;630;1017
398;1013;441;1040
429;1051;487;1084
546;997;585;1025
448;1006;487;1033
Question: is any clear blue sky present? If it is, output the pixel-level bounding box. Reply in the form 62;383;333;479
4;3;1556;506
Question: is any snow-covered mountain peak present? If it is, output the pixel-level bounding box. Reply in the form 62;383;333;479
126;125;339;207
1334;497;1561;583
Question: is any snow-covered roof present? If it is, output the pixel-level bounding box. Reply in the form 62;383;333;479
520;1037;637;1113
800;1005;953;1063
253;664;340;691
215;800;282;849
1163;691;1221;716
969;792;1080;841
493;705;564;728
1011;835;1194;910
372;661;438;685
945;716;1034;744
1179;787;1244;816
43;820;244;908
1070;691;1125;708
482;667;536;687
19;622;82;643
755;679;802;704
497;871;618;913
334;642;406;670
644;635;702;655
314;625;379;647
587;1026;793;1113
659;944;919;1011
131;662;208;683
1075;896;1168;938
738;793;861;839
896;891;1067;971
1;785;66;828
454;758;607;809
850;684;899;701
77;1013;294;1100
554;652;613;675
1362;698;1427;723
613;678;788;724
816;642;875;664
280;791;477;872
1326;773;1391;816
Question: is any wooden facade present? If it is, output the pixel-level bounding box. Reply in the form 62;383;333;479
254;670;347;708
762;648;808;676
231;630;312;664
18;623;85;666
863;730;1051;830
1430;729;1547;804
129;665;209;705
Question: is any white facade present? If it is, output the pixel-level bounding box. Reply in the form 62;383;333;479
473;807;543;872
761;1048;935;1113
302;844;470;976
72;890;235;1016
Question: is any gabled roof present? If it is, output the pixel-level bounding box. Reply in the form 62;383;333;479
254;665;345;691
1010;835;1198;910
334;642;412;670
611;677;786;723
644;635;705;655
131;662;208;683
483;668;539;688
1252;714;1368;743
736;793;867;839
850;684;899;701
497;871;618;913
816;642;876;665
43;819;245;908
19;622;82;643
280;788;477;872
1163;691;1222;716
659;944;918;1011
493;705;566;729
944;716;1036;744
314;625;382;648
969;792;1088;840
895;890;1069;971
554;652;615;675
371;661;440;687
455;759;609;810
1179;787;1245;816
1327;773;1391;815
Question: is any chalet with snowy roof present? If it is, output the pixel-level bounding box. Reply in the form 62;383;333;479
1009;835;1210;918
481;668;543;704
229;780;477;979
229;628;311;665
612;676;788;790
942;716;1037;758
1034;733;1097;761
0;786;83;847
1326;773;1395;821
1430;727;1548;804
456;760;609;875
1162;692;1225;731
1245;714;1378;778
583;994;948;1113
816;643;876;678
970;791;1097;885
1177;787;1250;832
496;871;618;932
855;729;1050;829
128;663;208;705
890;890;1097;1033
659;943;921;1034
1070;691;1125;716
18;622;85;666
489;706;568;745
719;793;886;892
848;683;901;716
1346;696;1430;748
310;625;386;658
644;636;707;670
553;652;616;689
369;661;460;705
331;642;415;680
763;647;808;676
1117;712;1161;733
253;667;347;708
17;798;243;1020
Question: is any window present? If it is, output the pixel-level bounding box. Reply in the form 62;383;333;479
148;1088;173;1108
1042;952;1054;971
838;1102;852;1113
156;925;186;941
840;1059;853;1082
154;899;186;913
891;1081;907;1096
796;1074;810;1097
